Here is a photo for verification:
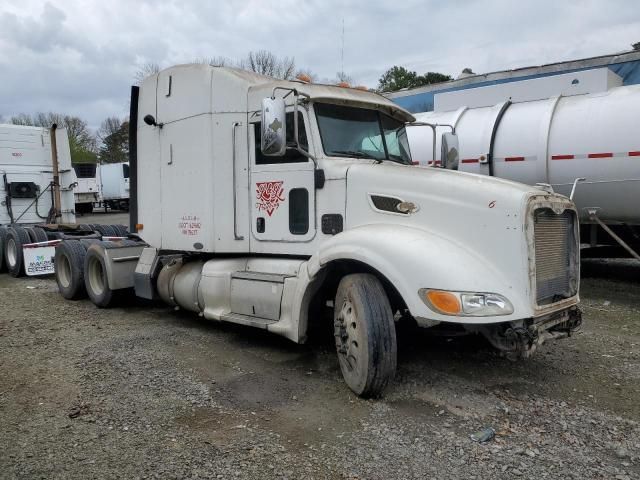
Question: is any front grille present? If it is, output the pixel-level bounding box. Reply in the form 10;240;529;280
534;208;578;305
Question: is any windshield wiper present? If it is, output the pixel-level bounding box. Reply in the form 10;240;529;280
331;150;382;162
385;154;411;165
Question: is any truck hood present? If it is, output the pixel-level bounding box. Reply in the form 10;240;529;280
344;163;560;298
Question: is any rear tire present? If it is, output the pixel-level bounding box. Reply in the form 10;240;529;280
111;225;128;237
5;227;31;277
0;226;8;272
24;226;48;243
55;240;88;300
334;273;397;398
94;224;118;237
84;245;115;307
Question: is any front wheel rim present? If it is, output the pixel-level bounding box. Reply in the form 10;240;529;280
335;299;363;375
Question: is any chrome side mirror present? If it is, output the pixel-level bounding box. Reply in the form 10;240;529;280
261;97;286;156
441;132;459;170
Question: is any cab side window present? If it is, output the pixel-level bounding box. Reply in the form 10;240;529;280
254;112;308;165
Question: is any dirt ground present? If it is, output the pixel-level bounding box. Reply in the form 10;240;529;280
0;217;638;479
75;210;129;228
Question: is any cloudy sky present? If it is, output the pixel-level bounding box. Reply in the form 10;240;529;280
1;0;639;131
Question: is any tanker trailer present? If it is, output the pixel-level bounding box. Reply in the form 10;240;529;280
405;85;640;257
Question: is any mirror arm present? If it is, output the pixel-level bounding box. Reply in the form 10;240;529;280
291;91;317;168
269;87;317;167
406;122;456;167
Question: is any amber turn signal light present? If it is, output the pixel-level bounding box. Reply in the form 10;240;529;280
424;289;461;315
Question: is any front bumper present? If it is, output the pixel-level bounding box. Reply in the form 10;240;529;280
464;305;582;359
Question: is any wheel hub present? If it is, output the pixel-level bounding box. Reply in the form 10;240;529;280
334;300;361;372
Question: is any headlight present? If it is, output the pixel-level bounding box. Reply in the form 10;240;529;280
419;289;514;317
460;293;513;316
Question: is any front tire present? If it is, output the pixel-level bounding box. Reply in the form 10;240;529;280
334;273;397;398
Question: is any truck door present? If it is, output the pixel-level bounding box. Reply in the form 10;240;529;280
249;111;316;244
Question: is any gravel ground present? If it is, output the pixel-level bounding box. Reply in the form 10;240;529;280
1;235;638;478
75;210;129;228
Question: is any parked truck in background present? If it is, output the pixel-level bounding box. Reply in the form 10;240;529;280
72;163;100;214
52;64;582;397
99;161;130;211
406;84;640;259
0;124;127;277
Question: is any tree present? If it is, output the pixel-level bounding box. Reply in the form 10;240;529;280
633;42;640;51
99;119;129;164
134;62;160;85
97;117;122;145
11;112;98;163
240;50;296;80
377;66;452;92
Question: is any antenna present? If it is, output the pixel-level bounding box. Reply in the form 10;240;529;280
341;18;344;79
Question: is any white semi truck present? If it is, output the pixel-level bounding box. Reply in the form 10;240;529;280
405;84;640;259
0;124;76;275
0;124;127;277
52;65;582;397
98;161;130;211
72;163;100;214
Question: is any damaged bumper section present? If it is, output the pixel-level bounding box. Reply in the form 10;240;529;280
468;306;582;360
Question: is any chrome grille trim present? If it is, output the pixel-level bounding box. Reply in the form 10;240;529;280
533;208;578;305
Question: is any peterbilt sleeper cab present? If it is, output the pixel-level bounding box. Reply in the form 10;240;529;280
53;65;581;397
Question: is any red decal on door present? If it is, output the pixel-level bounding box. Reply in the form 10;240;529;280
256;181;285;216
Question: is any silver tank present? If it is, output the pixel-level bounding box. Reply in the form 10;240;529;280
407;85;640;225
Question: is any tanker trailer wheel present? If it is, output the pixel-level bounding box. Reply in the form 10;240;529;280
84;244;116;308
55;240;89;300
5;227;31;277
0;226;8;272
333;273;397;398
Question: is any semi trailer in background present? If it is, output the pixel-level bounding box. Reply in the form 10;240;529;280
72;163;100;214
0;124;127;277
0;124;76;226
51;64;581;397
99;161;130;211
406;84;640;259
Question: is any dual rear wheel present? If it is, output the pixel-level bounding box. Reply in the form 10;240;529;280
54;240;116;307
2;226;47;277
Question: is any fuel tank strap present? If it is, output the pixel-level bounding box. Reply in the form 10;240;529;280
487;101;512;176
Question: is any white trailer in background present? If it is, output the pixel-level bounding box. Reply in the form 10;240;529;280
72;163;100;214
99;162;130;211
0;124;76;276
0;124;76;226
52;65;582;398
406;83;640;258
0;124;128;277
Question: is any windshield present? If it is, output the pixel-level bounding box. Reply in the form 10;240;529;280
315;103;412;164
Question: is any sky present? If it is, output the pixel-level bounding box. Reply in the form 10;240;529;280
1;0;639;132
